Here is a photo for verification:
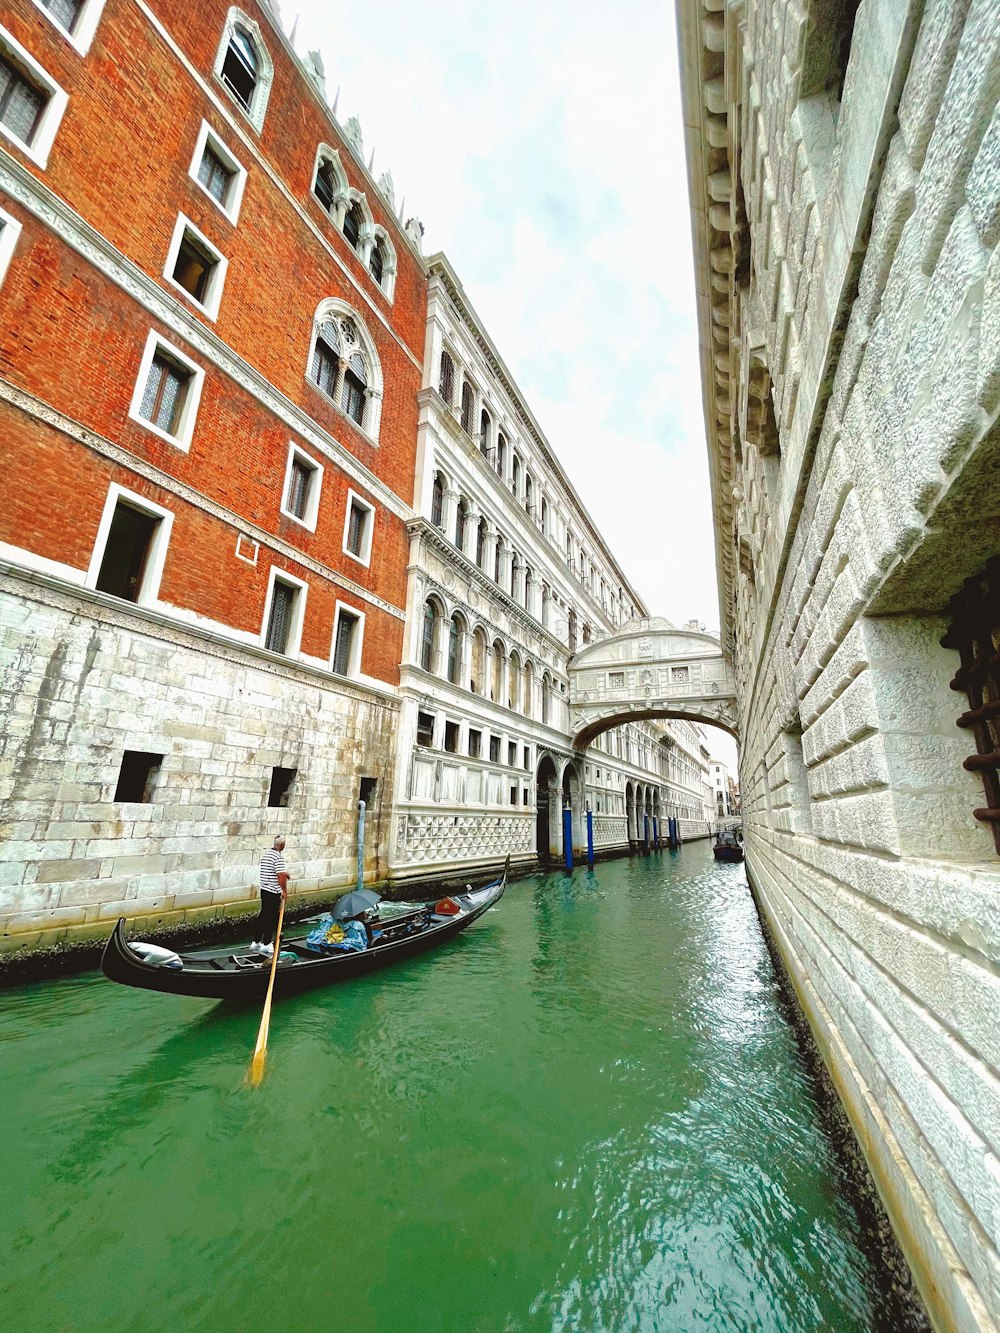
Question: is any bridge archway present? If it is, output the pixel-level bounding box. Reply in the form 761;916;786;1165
568;619;739;747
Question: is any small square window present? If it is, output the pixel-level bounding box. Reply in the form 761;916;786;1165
416;711;434;747
115;750;163;803
268;765;296;808
609;671;625;689
342;490;375;566
164;214;227;318
281;446;323;530
468;729;481;759
444;721;459;753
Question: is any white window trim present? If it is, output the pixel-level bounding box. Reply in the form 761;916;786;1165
0;25;69;168
28;0;107;56
306;298;384;443
213;7;273;133
188;120;247;224
128;329;205;452
0;205;23;287
341;488;375;568
331;600;365;678
163;212;228;320
84;484;174;606
260;567;308;658
280;442;324;532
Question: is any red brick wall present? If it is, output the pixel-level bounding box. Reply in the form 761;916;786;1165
0;0;426;685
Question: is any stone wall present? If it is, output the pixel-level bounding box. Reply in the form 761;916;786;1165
0;570;398;953
680;0;1000;1328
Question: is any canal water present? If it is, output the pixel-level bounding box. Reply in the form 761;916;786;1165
0;842;924;1332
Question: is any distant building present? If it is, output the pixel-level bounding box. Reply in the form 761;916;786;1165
679;0;1000;1326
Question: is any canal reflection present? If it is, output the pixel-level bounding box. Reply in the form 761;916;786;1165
0;842;925;1332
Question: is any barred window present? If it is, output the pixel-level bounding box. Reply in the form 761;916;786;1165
460;381;475;434
332;608;360;676
0;53;45;147
342;352;367;425
439;350;455;405
198;143;234;205
140;352;191;436
431;473;444;528
265;580;295;654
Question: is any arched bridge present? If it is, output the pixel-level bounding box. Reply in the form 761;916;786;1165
568;619;739;746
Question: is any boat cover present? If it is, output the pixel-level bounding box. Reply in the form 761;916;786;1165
305;916;369;954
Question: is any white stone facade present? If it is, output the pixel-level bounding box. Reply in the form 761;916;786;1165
680;1;1000;1328
389;257;713;881
0;569;398;952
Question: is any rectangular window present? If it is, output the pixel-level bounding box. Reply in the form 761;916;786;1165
444;721;459;753
416;711;434;747
265;580;296;654
523;789;531;806
342;491;375;566
0;51;45;147
114;750;163;803
189;122;246;222
311;337;338;398
510;785;518;806
341;371;366;426
198;144;233;205
95;503;161;603
287;459;313;519
139;351;192;437
40;0;84;33
468;729;481;759
268;766;296;808
332;608;360;676
166;216;226;318
489;736;500;764
129;332;204;450
507;742;516;767
280;445;323;531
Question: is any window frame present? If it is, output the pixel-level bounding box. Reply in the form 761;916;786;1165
128;330;205;451
280;442;323;532
260;567;308;658
163;212;228;320
331;600;365;677
305;300;383;442
85;483;174;607
188;120;247;224
28;0;107;57
341;488;375;567
0;205;23;288
0;25;68;168
213;8;273;133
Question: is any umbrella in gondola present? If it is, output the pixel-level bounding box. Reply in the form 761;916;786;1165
331;888;381;920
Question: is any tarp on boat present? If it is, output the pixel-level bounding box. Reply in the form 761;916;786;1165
305;916;369;954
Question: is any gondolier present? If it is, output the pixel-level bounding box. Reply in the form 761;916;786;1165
252;836;291;955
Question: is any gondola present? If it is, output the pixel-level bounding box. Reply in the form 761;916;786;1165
101;860;507;1001
712;829;744;863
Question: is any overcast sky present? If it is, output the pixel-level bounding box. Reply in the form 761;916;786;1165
288;1;735;769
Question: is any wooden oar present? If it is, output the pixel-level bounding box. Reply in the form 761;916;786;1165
248;896;285;1088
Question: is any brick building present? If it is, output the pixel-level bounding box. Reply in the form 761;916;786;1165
0;0;426;949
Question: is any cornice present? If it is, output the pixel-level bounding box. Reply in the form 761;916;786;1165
0;153;415;525
0;379;406;621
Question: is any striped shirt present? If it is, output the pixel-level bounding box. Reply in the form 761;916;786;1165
259;848;286;895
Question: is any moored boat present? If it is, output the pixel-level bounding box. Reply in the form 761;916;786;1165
101;861;507;1001
712;829;744;863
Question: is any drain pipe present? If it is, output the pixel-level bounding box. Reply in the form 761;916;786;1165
357;799;366;893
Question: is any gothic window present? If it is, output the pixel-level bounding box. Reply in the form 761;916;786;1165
369;237;384;284
314;159;336;212
221;27;257;109
215;13;272;130
431;472;445;528
307;305;380;436
341;354;367;425
343;200;363;250
368;228;396;297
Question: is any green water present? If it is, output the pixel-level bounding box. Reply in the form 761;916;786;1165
0;845;922;1332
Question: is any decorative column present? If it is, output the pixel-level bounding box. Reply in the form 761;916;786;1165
464;504;480;561
442;487;460;543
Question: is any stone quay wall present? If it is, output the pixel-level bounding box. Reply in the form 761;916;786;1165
680;0;1000;1328
0;570;399;955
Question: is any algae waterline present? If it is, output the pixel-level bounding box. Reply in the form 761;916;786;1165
0;844;926;1331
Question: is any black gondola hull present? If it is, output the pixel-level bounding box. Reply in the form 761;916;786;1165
101;877;505;1001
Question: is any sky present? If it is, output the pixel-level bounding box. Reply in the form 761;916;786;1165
287;1;735;769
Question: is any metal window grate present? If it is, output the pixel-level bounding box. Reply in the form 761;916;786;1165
943;555;1000;854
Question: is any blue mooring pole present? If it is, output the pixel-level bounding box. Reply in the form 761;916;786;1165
563;806;573;871
586;807;594;867
653;816;659;850
643;814;650;853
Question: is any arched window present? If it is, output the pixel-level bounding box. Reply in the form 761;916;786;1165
439;350;455;405
460;381;475;434
479;408;491;457
215;11;273;130
308;303;381;437
542;672;552;724
491;639;505;703
431;472;445;528
476;518;487;568
512;454;521;496
343;200;363;250
447;614;463;685
312;147;348;221
368;227;397;297
369;237;385;284
420;599;439;671
508;651;521;710
525;473;533;513
455;497;468;550
496;432;506;477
